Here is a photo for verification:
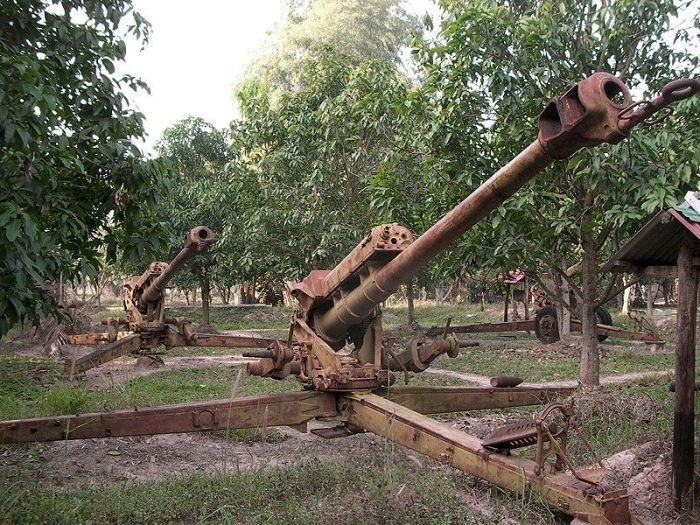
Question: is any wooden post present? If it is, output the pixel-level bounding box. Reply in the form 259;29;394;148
673;233;698;511
646;281;654;317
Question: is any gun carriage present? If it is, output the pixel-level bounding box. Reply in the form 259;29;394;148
4;73;698;525
64;226;282;375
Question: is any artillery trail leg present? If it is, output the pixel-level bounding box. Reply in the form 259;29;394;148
380;386;574;414
66;333;142;377
0;392;337;443
342;393;636;525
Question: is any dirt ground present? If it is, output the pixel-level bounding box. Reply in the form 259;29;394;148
0;409;683;524
1;324;690;525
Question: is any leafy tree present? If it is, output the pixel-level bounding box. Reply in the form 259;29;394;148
245;0;421;95
234;51;416;285
155;117;235;327
415;0;699;384
0;0;167;337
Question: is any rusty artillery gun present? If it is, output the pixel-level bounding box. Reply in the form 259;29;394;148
65;226;281;376
3;74;698;525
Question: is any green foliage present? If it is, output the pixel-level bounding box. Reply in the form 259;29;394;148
235;50;418;280
0;0;167;336
414;0;699;287
247;0;421;95
1;458;488;525
151;117;237;307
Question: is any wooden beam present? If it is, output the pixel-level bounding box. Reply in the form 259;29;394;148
610;259;700;277
673;233;698;511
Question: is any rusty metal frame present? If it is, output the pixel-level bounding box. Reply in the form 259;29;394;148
341;393;639;525
64;325;285;376
0;391;337;443
381;385;574;414
428;319;663;344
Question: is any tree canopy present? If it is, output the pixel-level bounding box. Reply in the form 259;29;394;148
408;0;699;383
154;117;235;325
245;0;421;95
0;0;166;336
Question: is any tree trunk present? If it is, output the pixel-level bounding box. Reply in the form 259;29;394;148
192;288;197;306
579;231;599;386
183;290;190;305
622;275;632;315
503;286;510;322
672;234;698;511
200;278;211;329
560;259;571;338
406;280;415;327
646;282;654;317
58;273;64;305
524;277;530;320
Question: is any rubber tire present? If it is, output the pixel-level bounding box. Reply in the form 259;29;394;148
535;306;560;344
595;307;613;342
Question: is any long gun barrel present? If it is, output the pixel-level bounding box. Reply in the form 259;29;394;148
314;74;700;343
139;226;216;305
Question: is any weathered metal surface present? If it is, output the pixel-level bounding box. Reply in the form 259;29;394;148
490;376;523;388
7;74;695;525
289;224;413;308
388;336;460;373
306;76;698;355
342;393;636;525
65;333;142;376
0;391;337;443
313;139;552;346
616;78;699;132
379;386;573;414
139;226;216;306
170;332;282;349
428;319;662;344
483;420;541;450
569;321;661;343
66;332;131;345
246;73;698;400
62;227;223;374
427;320;535;336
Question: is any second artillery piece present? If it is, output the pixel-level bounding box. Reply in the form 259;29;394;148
65;226;282;375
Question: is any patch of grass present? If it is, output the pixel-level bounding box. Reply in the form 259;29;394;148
0;357;63;419
0;456;550;525
383;302;496;330
111;366;299;408
0;358;301;421
0;336;24;356
565;377;689;463
403;372;470;387
167;306;293;331
431;346;677;383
